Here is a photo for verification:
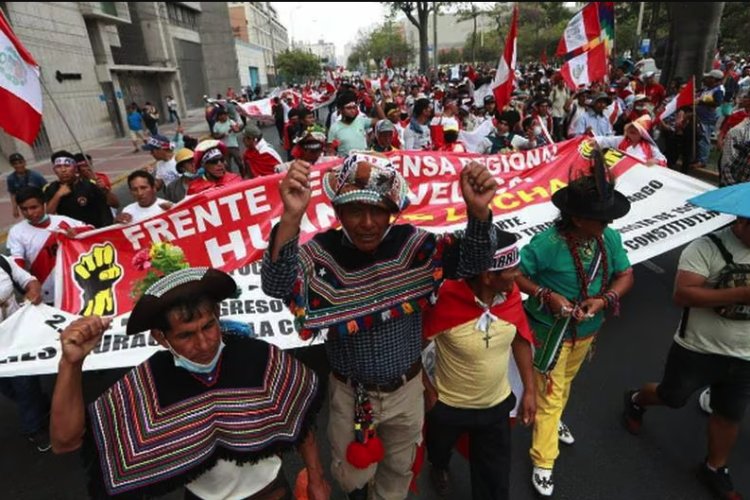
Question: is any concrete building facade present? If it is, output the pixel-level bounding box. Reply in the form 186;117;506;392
0;1;240;166
228;2;288;88
297;40;336;66
399;12;496;67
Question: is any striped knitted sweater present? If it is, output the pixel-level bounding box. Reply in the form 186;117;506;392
84;334;320;498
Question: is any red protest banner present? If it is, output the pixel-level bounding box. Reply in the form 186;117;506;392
55;138;637;317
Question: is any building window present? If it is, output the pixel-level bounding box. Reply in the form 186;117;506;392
100;2;117;16
167;3;197;30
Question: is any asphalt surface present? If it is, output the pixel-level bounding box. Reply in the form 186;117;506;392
1;118;743;499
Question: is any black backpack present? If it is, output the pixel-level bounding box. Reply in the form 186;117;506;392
706;233;750;320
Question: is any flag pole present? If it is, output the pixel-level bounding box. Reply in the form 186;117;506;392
39;74;88;156
691;75;696;167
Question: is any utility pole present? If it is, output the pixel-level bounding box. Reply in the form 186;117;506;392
433;2;438;68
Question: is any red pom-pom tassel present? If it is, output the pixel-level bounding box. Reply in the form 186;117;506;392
346;441;374;469
367;435;385;463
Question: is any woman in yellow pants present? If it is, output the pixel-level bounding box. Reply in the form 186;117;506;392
517;149;634;497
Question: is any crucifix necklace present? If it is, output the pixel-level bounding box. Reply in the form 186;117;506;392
483;330;491;348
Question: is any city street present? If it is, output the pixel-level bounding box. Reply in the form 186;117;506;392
0;109;742;500
1;214;745;498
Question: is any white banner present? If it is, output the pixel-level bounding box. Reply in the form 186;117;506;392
0;163;731;377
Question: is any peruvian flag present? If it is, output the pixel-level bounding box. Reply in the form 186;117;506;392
491;5;518;110
0;11;42;144
712;50;722;70
657;78;694;123
560;42;608;90
556;3;601;57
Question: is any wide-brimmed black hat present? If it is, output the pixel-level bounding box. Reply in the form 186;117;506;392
552;149;631;221
127;268;237;335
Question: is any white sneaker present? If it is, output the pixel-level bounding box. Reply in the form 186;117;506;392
558;420;575;445
532;466;554;496
699;387;713;414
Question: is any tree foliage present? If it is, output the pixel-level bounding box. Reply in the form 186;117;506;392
718;2;750;54
347;20;414;71
463;31;502;65
383;2;433;72
276;49;321;84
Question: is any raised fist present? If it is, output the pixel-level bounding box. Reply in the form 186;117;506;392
74;243;123;316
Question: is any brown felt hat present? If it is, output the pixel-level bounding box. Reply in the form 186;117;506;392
126;268;237;335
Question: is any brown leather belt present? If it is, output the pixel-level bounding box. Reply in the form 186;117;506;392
332;359;422;393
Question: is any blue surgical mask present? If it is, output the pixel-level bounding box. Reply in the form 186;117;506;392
167;339;225;374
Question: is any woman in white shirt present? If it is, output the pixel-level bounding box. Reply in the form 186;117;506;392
595;114;667;166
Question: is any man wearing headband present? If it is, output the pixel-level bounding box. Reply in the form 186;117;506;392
383;102;405;148
50;268;330;499
44;151;114;228
262;152;498;499
187;140;243;196
142;134;180;191
423;226;536;500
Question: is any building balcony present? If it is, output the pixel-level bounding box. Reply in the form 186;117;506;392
78;2;131;24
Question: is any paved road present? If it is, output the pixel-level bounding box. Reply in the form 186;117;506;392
4;245;746;499
1;113;745;499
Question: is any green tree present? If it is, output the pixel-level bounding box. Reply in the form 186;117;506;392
457;3;483;64
276;49;321;84
464;31;502;65
439;47;463;64
718;2;750;54
384;2;432;72
368;19;415;68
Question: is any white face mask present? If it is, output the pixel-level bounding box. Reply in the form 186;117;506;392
166;339;225;374
533;126;543;135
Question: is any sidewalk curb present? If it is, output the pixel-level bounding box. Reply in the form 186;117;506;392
0;110;207;247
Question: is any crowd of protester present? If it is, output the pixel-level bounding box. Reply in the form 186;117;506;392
2;53;750;500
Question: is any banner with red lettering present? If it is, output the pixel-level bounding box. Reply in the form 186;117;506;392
0;137;731;376
55;137;731;320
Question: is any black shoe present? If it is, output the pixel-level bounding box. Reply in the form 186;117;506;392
699;462;743;500
622;389;645;435
347;485;368;500
430;466;450;498
26;429;51;453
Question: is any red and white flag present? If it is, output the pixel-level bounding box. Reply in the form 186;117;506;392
560;42;608;90
491;5;518;110
657;78;694;123
712;50;722;70
0;12;42;144
556;3;601;57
